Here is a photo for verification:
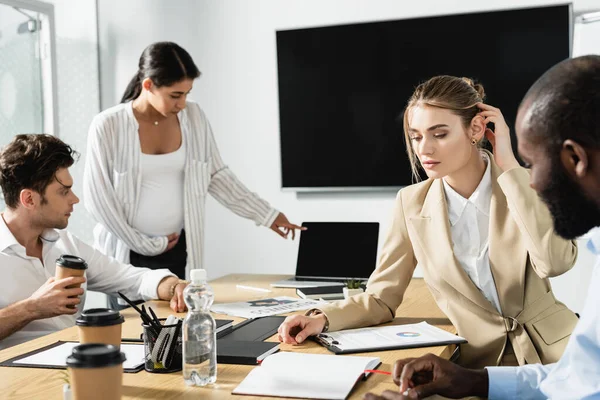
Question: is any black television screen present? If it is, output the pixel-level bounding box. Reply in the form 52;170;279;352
276;4;571;190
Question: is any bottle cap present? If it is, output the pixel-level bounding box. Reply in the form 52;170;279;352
190;269;207;283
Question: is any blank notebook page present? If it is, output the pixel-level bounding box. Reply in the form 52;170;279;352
233;351;380;400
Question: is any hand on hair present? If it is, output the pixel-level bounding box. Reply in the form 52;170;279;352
477;103;520;171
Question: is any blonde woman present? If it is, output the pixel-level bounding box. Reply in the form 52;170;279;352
278;76;579;368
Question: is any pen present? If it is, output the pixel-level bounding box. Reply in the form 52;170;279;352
142;305;160;329
148;306;161;326
364;369;391;376
141;305;160;330
117;292;159;335
235;285;272;293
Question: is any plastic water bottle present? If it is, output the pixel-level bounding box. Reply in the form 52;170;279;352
183;269;217;386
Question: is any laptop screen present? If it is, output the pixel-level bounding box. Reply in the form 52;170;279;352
295;222;379;279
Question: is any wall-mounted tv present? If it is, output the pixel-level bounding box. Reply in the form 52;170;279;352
276;4;571;191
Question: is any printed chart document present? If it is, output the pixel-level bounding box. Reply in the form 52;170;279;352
233;351;380;399
315;322;467;354
211;296;322;319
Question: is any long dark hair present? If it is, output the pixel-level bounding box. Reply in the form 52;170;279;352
121;42;201;103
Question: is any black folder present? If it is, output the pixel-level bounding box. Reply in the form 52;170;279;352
216;340;280;365
218;316;285;342
216;316;285;365
215;319;234;335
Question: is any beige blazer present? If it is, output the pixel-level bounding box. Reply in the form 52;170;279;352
320;152;579;368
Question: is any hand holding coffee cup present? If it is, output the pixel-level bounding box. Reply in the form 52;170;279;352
55;255;88;309
28;276;86;318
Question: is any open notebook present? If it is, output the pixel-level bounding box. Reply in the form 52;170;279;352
233;352;380;400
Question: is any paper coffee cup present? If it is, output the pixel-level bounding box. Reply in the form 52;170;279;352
66;343;126;400
55;255;88;309
76;308;125;347
55;254;88;285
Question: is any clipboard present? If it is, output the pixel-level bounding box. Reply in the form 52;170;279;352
0;341;145;373
312;322;467;355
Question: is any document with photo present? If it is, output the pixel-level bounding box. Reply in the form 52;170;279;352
316;321;467;354
211;296;322;319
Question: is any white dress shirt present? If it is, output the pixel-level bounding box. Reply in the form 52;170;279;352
0;218;175;350
487;227;600;399
442;153;502;313
84;101;279;277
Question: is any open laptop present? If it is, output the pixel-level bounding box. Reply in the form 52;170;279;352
271;222;379;288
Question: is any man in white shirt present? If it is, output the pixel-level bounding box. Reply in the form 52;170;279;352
363;55;600;400
0;134;188;350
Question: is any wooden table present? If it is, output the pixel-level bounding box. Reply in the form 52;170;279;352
0;274;455;399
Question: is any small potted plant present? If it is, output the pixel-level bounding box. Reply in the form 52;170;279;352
343;279;364;299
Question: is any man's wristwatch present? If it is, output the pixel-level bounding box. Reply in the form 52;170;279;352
168;279;189;298
305;309;330;332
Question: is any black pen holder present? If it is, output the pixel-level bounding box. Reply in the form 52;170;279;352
142;318;183;373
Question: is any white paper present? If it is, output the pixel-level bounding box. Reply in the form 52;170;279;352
13;342;145;370
321;321;465;352
211;296;322;319
233;352;380;400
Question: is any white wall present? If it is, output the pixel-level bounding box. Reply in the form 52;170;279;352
97;0;199;110
96;0;600;312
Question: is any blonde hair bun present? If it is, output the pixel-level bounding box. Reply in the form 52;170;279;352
461;77;486;101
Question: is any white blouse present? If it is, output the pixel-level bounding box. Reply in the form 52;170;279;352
442;153;502;313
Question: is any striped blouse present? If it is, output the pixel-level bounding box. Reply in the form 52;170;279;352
83;101;279;277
